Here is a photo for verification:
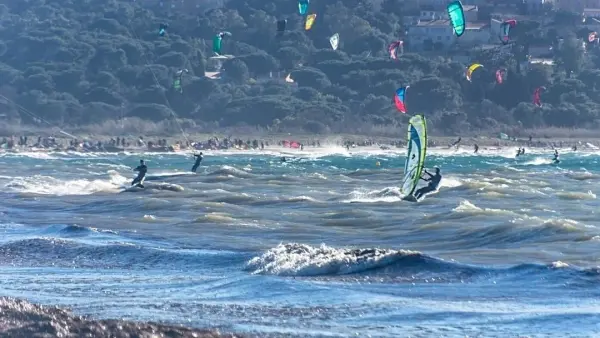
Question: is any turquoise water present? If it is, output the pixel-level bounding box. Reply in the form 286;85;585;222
0;146;599;337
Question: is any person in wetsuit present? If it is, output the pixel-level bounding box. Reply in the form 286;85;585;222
132;159;147;188
414;167;442;200
474;144;479;154
191;152;203;172
552;149;559;163
449;137;461;149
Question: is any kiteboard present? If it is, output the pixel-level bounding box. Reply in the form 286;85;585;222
400;115;427;202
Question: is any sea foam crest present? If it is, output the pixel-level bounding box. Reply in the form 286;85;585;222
246;242;420;276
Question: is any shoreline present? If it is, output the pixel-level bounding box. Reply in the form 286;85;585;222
0;297;243;338
1;133;595;153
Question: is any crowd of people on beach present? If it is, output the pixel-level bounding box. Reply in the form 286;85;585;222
0;135;324;152
0;133;589;153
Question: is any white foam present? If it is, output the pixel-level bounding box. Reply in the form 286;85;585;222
4;171;127;195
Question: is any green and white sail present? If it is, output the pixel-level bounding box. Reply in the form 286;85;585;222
401;115;427;197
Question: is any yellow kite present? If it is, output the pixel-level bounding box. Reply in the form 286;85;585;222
305;14;316;30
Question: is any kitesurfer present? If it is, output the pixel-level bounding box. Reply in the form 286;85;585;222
192;152;203;172
474;144;479;153
449;137;461;149
414;167;442;199
552;149;559;163
516;147;525;157
132;159;147;188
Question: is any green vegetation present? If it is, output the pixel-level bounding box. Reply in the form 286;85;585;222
0;1;598;135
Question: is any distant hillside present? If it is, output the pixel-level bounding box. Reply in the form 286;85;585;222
0;0;598;135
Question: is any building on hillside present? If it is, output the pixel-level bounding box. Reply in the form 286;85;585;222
460;22;491;46
419;5;479;21
584;7;600;17
527;45;553;59
523;0;554;13
490;18;504;42
407;5;484;51
585;16;600;29
407;20;454;51
406;19;490;51
556;0;600;12
133;0;223;13
419;0;483;8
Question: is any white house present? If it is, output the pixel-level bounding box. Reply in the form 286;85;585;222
584;7;600;17
556;0;600;12
407;19;490;51
407;4;484;51
407;20;456;51
419;5;479;21
524;0;552;13
460;22;491;46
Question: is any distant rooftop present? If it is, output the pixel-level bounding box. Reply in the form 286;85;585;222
588;17;600;23
584;8;600;16
414;20;488;29
466;22;489;29
415;19;450;27
530;58;554;65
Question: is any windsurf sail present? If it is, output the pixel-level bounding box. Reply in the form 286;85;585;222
401;115;427;197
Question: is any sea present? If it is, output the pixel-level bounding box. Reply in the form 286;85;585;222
1;145;599;337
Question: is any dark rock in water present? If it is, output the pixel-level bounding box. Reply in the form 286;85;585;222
0;297;242;338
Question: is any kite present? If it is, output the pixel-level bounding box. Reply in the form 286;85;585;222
495;68;507;84
305;14;316;30
330;33;339;50
213;31;232;55
173;69;189;94
158;23;168;36
394;86;408;114
388;41;403;59
466;63;483;82
499;19;516;44
298;0;309;15
447;1;466;37
533;86;545;107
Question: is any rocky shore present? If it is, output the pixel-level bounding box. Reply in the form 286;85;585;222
0;297;243;338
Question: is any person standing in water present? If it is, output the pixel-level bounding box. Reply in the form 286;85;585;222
474;144;479;153
132;159;147;188
191;152;203;172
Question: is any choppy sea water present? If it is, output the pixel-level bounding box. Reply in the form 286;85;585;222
1;145;600;337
